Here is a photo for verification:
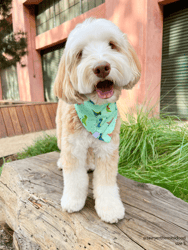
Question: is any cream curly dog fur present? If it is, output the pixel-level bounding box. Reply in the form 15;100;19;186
54;18;141;223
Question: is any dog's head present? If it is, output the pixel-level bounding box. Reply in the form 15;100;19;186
54;18;141;105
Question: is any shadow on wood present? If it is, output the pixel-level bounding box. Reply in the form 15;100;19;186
0;152;188;249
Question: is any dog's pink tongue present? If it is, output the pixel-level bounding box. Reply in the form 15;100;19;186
96;89;114;99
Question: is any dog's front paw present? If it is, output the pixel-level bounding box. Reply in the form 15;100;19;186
95;198;125;223
57;158;63;170
61;194;86;213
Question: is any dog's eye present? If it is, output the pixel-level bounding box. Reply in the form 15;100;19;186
109;42;116;50
77;50;82;59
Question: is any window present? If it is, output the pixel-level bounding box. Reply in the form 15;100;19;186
41;43;65;101
160;1;188;119
1;65;19;100
0;25;19;100
36;0;105;35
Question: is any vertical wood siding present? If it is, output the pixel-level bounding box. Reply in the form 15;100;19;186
0;102;57;138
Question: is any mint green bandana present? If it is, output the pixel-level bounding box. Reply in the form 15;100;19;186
75;100;117;143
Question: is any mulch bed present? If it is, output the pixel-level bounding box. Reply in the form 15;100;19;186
0;154;18;168
0;223;14;250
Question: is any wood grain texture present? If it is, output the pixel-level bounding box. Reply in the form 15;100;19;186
15;106;29;134
13;231;41;250
52;103;58;115
46;104;56;127
1;108;15;136
29;106;42;132
41;104;53;130
0;103;57;138
35;105;48;131
0;152;187;250
22;106;35;133
0;109;7;138
8;107;22;136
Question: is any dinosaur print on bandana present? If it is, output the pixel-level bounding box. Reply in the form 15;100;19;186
75;100;117;143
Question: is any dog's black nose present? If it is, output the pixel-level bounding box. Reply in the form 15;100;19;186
93;61;111;78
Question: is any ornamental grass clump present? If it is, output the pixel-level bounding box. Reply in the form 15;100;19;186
118;107;188;203
16;133;60;160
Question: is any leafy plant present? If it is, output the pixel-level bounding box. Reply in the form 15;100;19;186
0;0;27;69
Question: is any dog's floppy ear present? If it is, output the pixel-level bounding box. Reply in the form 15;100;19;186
54;51;86;104
122;35;141;89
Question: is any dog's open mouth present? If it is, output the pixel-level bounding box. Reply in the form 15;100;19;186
95;80;114;99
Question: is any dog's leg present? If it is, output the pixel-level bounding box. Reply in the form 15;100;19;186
58;147;95;172
57;158;63;170
93;148;125;223
85;147;95;172
56;100;64;170
56;100;63;150
60;141;88;213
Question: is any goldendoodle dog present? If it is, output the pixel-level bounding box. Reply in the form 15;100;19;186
54;17;141;223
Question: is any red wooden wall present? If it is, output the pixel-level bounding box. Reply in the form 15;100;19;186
0;102;57;138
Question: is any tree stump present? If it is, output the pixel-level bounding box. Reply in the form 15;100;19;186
0;152;188;250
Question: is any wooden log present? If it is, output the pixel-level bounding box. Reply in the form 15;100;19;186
13;231;42;250
0;152;188;250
